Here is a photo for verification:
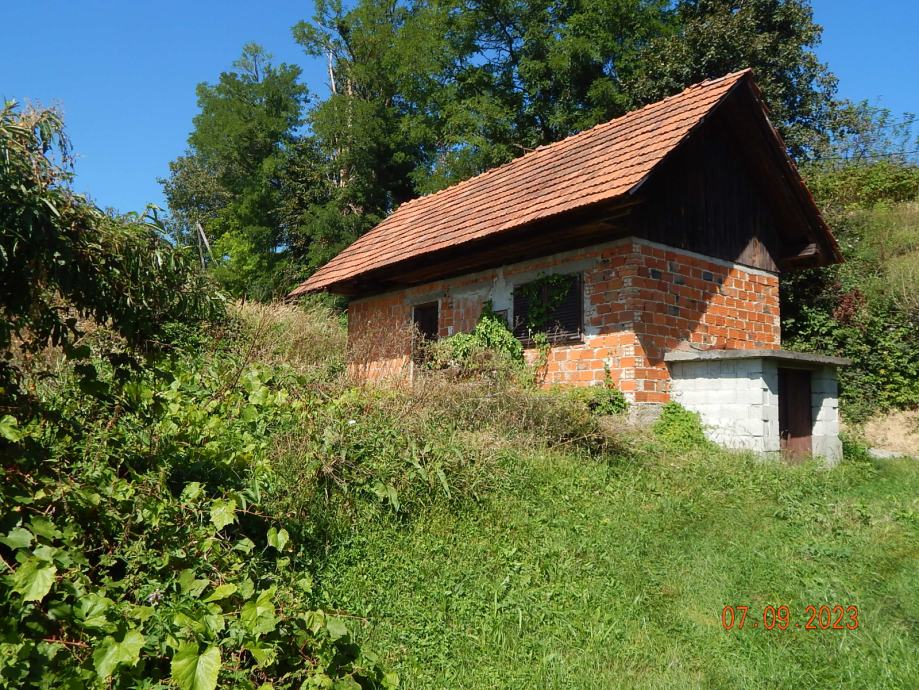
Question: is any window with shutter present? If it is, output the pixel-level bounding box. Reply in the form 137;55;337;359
512;274;583;344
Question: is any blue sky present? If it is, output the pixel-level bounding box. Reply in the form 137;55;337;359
2;1;917;214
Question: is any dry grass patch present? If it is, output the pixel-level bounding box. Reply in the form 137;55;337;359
232;298;347;382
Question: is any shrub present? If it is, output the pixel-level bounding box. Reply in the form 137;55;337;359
0;341;391;688
557;373;629;417
0;102;224;411
425;305;526;382
783;167;919;421
652;402;713;453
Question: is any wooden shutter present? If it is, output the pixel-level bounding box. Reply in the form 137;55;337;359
412;301;439;364
512;288;531;339
512;274;583;344
548;274;582;340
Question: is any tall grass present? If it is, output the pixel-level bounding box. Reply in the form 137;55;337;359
237;300;917;689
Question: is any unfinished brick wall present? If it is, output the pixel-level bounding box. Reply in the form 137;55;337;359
346;238;780;401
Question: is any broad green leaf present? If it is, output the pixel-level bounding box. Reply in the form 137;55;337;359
204;583;237;602
325;616;349;641
246;643;275;667
172;611;207;634
303;610;325;634
209;498;236;530
332;675;362;690
0;526;32;550
28;517;60;539
32;544;57;562
240;589;277;635
8;557;56;602
78;593;113;629
234;537;255;553
296;575;313;594
266;527;289;551
181;482;203;502
171;643;221;690
129;605;155;623
93;629;144;679
178;568;208;597
238;577;255;600
203;612;225;634
382;671;400;689
0;415;21;441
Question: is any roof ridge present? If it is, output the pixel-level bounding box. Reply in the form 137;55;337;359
389;69;752;215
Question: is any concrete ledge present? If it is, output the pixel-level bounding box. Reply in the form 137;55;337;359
664;348;851;367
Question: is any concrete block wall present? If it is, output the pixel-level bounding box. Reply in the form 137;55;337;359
669;358;780;453
811;366;842;464
670;358;843;463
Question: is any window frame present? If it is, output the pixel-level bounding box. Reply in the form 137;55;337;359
511;273;584;346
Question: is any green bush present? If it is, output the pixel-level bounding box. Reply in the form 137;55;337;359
652;402;713;453
0;340;392;688
0;104;389;688
425;305;527;382
784;161;919;421
558;375;629;417
0;103;224;410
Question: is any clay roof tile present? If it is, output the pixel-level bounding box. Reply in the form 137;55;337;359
290;69;753;296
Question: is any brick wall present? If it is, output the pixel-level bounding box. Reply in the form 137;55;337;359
346;237;780;401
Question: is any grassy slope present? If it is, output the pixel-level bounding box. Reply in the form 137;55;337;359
318;448;919;689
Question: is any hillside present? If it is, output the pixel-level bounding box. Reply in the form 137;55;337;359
4;292;919;688
188;305;919;689
3;102;918;687
319;449;919;688
248;304;919;689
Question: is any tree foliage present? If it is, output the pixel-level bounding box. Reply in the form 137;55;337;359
162;44;307;298
163;0;840;297
626;0;836;156
0;102;224;411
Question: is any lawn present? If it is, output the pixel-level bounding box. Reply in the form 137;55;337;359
317;447;919;689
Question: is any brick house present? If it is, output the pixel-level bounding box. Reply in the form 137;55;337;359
290;70;848;461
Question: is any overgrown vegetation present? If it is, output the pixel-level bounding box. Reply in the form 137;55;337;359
424;305;529;383
0;104;391;689
786;155;919;421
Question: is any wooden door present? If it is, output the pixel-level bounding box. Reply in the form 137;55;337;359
778;368;812;456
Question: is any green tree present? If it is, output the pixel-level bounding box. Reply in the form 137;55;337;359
288;0;453;269
408;0;670;191
624;0;837;156
0;102;223;410
162;44;307;298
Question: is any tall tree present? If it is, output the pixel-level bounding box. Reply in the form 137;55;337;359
411;0;670;190
624;0;837;156
162;43;306;297
287;0;455;269
165;0;840;296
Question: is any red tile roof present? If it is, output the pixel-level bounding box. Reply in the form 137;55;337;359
291;70;752;296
